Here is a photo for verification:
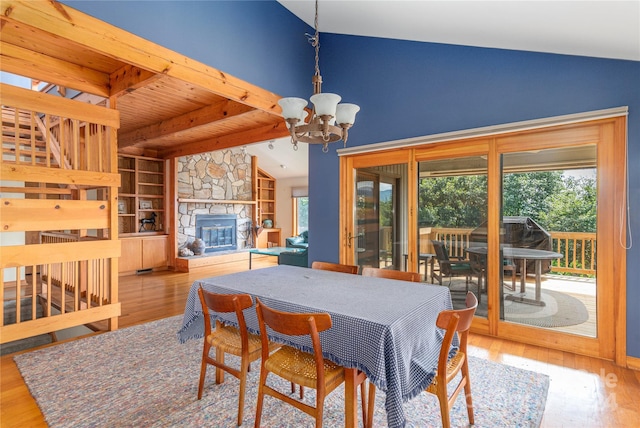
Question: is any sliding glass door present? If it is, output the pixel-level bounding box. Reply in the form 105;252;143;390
354;165;406;271
340;116;626;361
500;146;597;337
417;156;488;316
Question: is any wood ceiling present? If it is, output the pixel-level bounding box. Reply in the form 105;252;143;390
0;1;290;159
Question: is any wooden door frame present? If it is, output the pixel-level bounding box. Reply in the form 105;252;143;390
339;116;627;364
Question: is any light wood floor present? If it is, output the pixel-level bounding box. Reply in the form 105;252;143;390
2;260;639;427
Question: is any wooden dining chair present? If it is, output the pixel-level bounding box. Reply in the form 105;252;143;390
311;260;359;275
197;287;279;426
426;291;478;428
361;267;421;282
364;292;479;428
254;298;366;428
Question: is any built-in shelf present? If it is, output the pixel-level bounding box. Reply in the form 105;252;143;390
257;169;275;229
118;154;167;237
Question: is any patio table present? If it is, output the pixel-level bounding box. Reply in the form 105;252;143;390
466;247;563;306
178;264;453;428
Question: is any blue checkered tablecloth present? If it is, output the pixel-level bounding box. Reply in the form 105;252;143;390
177;265;453;428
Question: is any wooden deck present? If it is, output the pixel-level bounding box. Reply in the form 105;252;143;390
447;273;597;337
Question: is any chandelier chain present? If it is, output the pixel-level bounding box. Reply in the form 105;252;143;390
313;0;320;78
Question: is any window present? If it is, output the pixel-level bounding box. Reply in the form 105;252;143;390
293;196;308;235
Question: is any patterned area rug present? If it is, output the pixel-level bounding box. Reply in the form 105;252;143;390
14;316;549;427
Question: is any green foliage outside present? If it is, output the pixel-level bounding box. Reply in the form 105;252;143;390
418;171;596;233
417;170;597;275
296;197;309;235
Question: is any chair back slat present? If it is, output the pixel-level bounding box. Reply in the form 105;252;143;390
199;287;253;313
256;298;332;336
361;267;421;282
312;261;359;274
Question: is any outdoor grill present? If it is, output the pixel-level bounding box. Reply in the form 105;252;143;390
470;216;552;273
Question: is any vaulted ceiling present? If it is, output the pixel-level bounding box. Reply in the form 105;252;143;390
279;1;640;61
0;1;290;159
2;0;637;168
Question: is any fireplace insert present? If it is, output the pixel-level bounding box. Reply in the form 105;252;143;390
195;214;237;253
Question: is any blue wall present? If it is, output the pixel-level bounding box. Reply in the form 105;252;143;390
310;34;640;357
66;0;312;98
63;1;640;358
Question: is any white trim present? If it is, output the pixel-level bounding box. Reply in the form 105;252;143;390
338;107;629;156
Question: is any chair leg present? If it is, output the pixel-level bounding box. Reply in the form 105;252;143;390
436;387;451;428
197;342;210;400
254;368;268;428
315;392;326;428
462;359;475;425
216;347;225;384
237;358;249;426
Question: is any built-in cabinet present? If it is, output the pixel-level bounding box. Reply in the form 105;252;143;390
257;228;281;248
119;235;169;273
118;154;169;273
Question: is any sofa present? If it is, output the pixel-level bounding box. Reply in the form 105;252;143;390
285;230;309;249
278;248;308;268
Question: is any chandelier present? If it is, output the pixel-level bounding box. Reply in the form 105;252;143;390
278;0;360;153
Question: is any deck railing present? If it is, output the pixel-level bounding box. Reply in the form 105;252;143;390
415;227;596;277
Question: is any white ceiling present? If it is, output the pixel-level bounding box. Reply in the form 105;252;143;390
246;138;309;180
260;1;639;179
278;0;640;61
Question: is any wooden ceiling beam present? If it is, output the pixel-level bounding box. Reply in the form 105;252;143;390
0;40;110;97
118;100;256;148
158;121;291;159
2;1;284;118
110;65;162;98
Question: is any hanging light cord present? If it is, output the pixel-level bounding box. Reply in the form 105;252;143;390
305;0;322;95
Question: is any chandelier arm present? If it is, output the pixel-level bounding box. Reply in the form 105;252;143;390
295;134;342;144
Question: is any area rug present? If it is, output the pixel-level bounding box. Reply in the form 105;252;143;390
14;316;549;427
451;283;589;328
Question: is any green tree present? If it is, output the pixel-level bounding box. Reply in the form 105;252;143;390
502;172;564;221
418;175;488;228
539;176;596;232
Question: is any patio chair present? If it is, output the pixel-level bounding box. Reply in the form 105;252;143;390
431;240;474;290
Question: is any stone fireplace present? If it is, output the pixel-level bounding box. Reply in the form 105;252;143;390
177;149;254;253
195;214;237;253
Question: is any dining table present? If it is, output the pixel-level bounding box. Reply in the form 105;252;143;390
177;264;454;428
466;246;563;306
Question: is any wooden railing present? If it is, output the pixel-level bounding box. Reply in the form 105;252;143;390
1;84;121;345
549;232;596;275
418;227;596;277
39;233;114;311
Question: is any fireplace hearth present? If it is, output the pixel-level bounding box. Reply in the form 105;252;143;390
195;214;237;253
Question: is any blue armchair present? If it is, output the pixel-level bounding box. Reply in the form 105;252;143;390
285;230;309;249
